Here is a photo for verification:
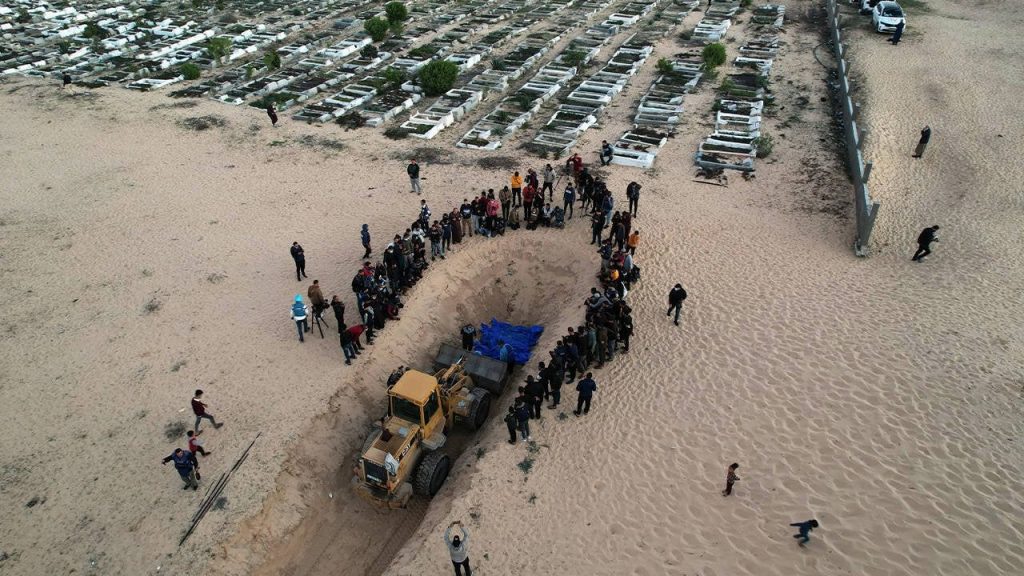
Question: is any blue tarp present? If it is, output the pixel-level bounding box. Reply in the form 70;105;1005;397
474;319;543;365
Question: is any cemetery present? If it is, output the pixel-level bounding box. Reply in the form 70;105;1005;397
2;0;787;171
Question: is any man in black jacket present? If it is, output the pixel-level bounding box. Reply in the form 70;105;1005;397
408;159;421;194
667;284;687;326
290;242;307;281
912;225;940;262
524;376;545;420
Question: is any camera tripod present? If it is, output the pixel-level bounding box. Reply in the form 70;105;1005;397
310;304;329;339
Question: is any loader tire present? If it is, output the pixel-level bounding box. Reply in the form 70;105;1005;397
413;451;450;496
361;428;381;454
468;390;491;430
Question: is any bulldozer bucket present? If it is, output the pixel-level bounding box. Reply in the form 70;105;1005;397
434;343;508;395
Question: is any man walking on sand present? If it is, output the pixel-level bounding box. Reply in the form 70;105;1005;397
191;389;223;432
266;103;278;127
790;519;819;545
445;521;472;575
408;159;421;194
912;125;931;158
290;242;307;281
626;181;641;217
912;225;940;262
667;284;688;326
187;430;211;457
573;372;597;416
722;463;740;496
162;447;200;490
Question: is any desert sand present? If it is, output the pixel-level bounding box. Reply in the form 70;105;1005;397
1;1;1022;575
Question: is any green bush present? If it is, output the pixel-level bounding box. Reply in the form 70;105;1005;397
389;20;404;36
382;66;406;88
385;2;409;24
702;43;727;70
656;57;674;75
263;50;281;71
417;60;459;96
83;22;109;39
364;17;389;42
206;37;232;60
360;44;379;59
180;63;201;80
562;49;587;68
752;133;774;158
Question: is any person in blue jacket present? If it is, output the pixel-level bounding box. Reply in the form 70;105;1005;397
162;447;199;490
498;340;514;376
573;372;597;416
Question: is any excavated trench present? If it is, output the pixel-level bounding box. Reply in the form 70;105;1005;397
234;234;596;576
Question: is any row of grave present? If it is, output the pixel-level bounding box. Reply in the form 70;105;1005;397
385;0;630;138
522;0;702;158
173;0;493;101
1;0;376;81
289;0;577;127
453;0;643;149
694;3;785;172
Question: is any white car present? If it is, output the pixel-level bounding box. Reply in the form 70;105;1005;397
872;1;907;33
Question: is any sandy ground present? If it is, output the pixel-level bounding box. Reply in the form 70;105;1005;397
1;1;1022;575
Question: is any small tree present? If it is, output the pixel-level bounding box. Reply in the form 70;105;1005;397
702;43;727;70
752;134;774;158
83;22;109;40
417;60;458;96
263;49;281;71
206;37;232;62
383;66;406;88
385;2;409;24
16;9;32;23
562;50;587;68
180;63;201;80
656;57;674;75
364;17;389;43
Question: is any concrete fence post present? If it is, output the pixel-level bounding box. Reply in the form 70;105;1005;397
863;161;873;183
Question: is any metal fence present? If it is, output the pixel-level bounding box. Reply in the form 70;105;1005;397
824;0;880;256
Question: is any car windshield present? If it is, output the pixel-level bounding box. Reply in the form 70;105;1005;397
883;5;903;16
391;396;421;423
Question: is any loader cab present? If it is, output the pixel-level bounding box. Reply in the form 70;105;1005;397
388;370;446;436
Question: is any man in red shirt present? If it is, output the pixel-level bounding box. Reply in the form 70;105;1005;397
187;430;211;456
191;389;224;432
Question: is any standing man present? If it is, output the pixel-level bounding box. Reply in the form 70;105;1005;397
330;295;346;329
498;340;515;376
573;372;597;416
626;181;641;217
510;171;523;207
62;71;73;90
266;103;278;127
408;159;421;194
600;140;613;166
789;519;820;546
525;375;545;420
912;125;931;158
503;406;518;444
563;184;576;219
912;225;940;262
339;324;358;365
445;521;472;576
722;463;740;496
514;399;531;441
542;163;555;200
361;224;372;258
308;280;326;317
291;294;310;342
460;199;474;238
627;229;640;255
162;447;200;490
667;284;687;326
888;19;905;46
499;185;512;222
191;389;223;432
419;199;431;227
461;324;476;351
590;211;604;245
290;242;307;281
